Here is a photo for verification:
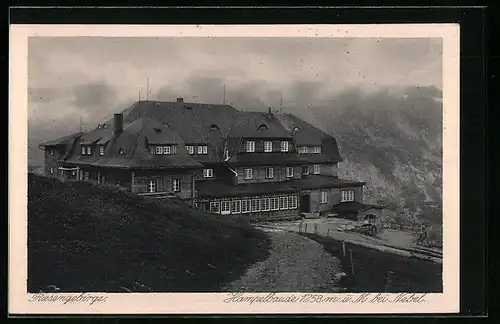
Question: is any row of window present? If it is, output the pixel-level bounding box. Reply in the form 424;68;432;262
246;140;289;153
298;146;322;154
81;145;106;156
209;196;299;214
150;145;178;155
147;179;181;193
186;145;208;155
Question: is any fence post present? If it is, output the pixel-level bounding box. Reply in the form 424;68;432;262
349;249;355;276
384;271;395;292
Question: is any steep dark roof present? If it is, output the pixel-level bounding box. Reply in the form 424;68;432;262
64;117;202;169
118;100;241;162
331;201;386;213
196;175;365;198
228;111;291;139
40;132;84;147
226;152;308;166
277;113;342;162
195;180;299;198
288;175;365;190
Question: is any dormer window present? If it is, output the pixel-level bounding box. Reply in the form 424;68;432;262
118;148;125;155
99;145;105;156
81;145;86;155
264;141;273;152
291;126;300;135
280;141;289;152
86;146;92;155
209;124;220;130
246;141;255;153
197;145;208;155
258;123;268;130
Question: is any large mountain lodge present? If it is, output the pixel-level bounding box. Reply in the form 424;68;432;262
40;98;383;221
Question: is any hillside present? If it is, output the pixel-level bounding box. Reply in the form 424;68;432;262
296;86;443;233
28;173;270;292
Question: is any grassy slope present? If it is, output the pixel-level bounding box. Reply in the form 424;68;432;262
28;173;270;292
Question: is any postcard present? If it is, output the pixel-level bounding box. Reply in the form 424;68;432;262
9;23;460;314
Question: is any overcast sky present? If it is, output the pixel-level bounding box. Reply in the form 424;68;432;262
28;37;442;126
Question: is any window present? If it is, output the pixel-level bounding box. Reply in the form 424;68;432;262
150;146;155;155
79;171;84;181
86;146;92;155
241;200;251;213
246;141;255;152
221;201;231;215
186;145;194;155
72;170;76;176
172;145;177;154
265;167;274;179
81;146;86;155
280;196;289;210
312;146;322;154
203;168;214;178
264;141;273;152
231;200;241;214
280;141;289;152
261;198;271;211
341;189;355;202
302;165;309;175
163;146;171;154
258;123;268;130
50;149;55;156
155;146;163;155
251;199;261;212
298;146;308;154
118;148;125;155
244;168;253;180
289;196;298;209
197;145;208;155
271;197;280;210
99;145;105;156
286;167;294;178
148;180;156;193
313;164;320;174
84;171;89;181
49;167;54;174
197;146;203;154
210;201;220;213
321;191;328;204
172;179;181;192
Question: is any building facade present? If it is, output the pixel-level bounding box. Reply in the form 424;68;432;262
40;98;370;221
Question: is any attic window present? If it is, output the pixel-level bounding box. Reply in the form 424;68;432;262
153;128;162;133
118;148;125;155
102;124;108;129
97;124;101;129
258;124;269;130
291;126;300;135
209;124;220;130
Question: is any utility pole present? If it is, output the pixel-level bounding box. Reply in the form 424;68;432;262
223;84;226;105
280;92;283;113
80;116;83;132
146;78;150;101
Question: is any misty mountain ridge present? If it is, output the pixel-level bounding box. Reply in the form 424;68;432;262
28;84;443;224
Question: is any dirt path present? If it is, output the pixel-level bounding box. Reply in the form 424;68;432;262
223;230;344;292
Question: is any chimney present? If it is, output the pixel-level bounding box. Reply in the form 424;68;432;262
268;107;272;114
176;97;184;109
114;113;123;136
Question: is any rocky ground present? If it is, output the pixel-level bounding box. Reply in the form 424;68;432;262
223;231;344;292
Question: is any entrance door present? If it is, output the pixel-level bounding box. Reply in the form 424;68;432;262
300;194;310;213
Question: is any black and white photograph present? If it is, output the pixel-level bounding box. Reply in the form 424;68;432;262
10;23;460;314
